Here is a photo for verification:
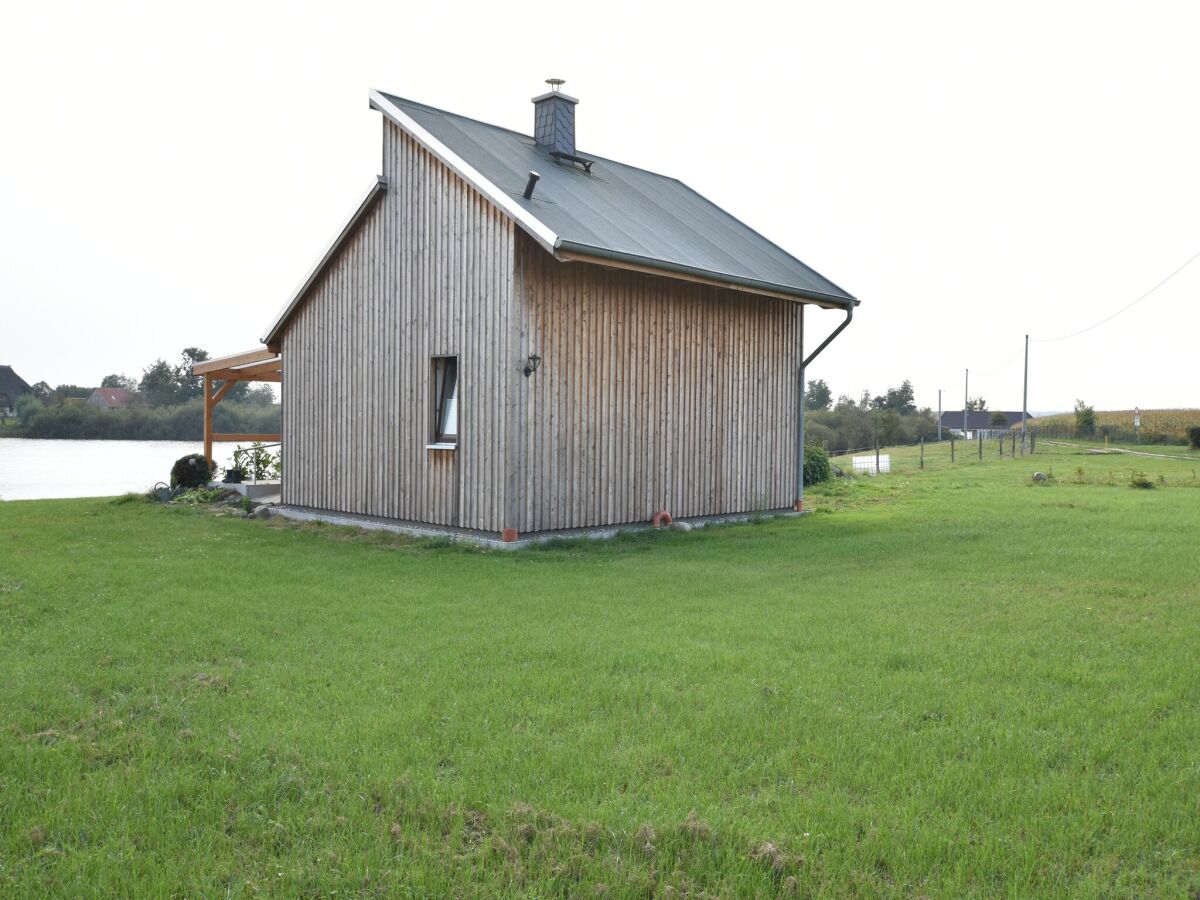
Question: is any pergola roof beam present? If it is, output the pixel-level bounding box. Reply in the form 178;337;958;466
192;348;277;375
204;359;283;382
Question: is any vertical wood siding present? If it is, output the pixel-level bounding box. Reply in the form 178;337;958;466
510;231;801;533
281;123;801;536
281;122;514;531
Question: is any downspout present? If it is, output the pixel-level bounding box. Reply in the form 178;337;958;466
796;303;854;511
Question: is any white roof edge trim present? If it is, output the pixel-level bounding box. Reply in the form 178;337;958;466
368;89;559;255
262;176;388;344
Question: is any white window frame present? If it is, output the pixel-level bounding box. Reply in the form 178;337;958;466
430;356;459;447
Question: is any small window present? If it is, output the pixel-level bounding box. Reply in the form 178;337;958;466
432;356;458;444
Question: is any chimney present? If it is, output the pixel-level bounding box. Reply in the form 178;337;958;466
532;78;578;157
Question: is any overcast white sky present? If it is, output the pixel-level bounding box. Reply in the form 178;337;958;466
3;1;1198;414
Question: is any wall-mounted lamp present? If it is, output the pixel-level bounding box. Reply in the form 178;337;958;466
523;353;542;377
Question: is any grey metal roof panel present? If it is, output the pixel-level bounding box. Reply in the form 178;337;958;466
377;93;856;305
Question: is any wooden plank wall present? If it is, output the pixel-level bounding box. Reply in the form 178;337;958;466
281;122;515;531
510;231;802;534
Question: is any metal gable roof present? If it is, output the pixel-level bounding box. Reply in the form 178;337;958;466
374;91;856;307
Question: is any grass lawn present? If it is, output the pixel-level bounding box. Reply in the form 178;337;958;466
1035;436;1200;460
2;443;1198;897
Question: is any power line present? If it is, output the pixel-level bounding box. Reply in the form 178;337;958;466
972;347;1024;378
1032;246;1200;343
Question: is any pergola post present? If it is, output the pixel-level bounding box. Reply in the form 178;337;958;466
203;374;214;463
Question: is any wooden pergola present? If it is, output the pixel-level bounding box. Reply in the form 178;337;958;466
191;348;283;462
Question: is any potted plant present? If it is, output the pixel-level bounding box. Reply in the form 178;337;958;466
223;465;247;484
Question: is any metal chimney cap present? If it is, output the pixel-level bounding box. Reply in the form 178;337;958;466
545;78;566;91
531;90;579;105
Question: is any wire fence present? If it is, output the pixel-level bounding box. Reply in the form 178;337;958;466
825;430;1037;470
1022;425;1191;447
824;424;1194;461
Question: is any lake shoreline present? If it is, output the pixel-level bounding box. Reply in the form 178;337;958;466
0;438;247;501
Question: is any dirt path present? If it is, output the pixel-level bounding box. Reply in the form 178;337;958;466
1042;439;1198;462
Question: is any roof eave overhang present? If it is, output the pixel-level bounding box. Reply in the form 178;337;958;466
262;176;389;345
554;241;858;310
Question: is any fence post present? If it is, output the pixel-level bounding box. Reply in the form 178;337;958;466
1031;432;1035;454
978;433;982;460
875;440;880;475
998;435;1003;457
1011;432;1016;457
951;435;955;463
920;437;925;469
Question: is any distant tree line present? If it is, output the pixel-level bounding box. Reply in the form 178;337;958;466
23;348;274;410
804;378;939;453
8;347;278;440
16;399;280;441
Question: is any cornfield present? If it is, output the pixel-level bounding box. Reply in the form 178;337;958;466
1022;408;1200;445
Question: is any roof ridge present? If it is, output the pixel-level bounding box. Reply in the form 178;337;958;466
377;91;706;186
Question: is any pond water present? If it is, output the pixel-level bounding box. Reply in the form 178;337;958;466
0;439;248;501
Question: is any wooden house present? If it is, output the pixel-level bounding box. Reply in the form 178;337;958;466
200;84;858;543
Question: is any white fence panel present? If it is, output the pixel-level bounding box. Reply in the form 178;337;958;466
852;454;891;475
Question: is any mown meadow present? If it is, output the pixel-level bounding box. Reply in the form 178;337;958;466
1;442;1198;896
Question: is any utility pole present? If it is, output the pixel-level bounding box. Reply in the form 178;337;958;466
963;369;969;440
1022;334;1029;452
937;389;942;441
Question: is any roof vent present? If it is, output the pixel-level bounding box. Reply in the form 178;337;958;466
523;171;540;200
532;79;592;172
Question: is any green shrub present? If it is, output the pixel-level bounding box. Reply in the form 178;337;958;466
1129;470;1154;490
170;454;214;489
1074;399;1096;438
803;442;832;486
1188;426;1200;450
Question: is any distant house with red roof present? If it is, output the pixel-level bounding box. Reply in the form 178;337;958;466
87;387;134;410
